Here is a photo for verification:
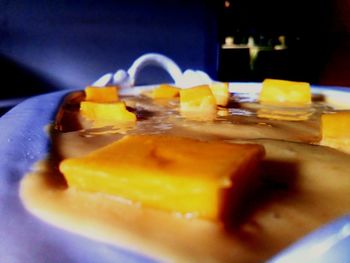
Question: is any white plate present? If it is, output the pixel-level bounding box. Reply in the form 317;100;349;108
0;84;349;262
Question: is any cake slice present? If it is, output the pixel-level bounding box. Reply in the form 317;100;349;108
59;135;265;222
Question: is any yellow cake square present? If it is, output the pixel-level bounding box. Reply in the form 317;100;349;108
151;84;180;99
260;79;311;106
209;82;230;106
80;101;136;123
59;135;265;221
321;111;350;153
179;85;217;119
85;86;119;103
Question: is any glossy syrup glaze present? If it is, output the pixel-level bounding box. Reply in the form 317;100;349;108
20;90;350;263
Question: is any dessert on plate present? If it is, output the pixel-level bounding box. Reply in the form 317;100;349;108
19;74;350;262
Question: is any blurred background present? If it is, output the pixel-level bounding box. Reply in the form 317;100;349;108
0;0;349;114
217;0;350;86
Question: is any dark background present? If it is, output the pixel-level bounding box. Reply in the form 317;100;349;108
0;0;217;99
0;0;349;105
217;0;350;85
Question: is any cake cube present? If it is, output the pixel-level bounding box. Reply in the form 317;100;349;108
85;86;119;103
321;111;350;153
179;85;217;119
209;82;230;106
80;101;136;123
59;135;265;222
260;79;311;106
151;84;180;99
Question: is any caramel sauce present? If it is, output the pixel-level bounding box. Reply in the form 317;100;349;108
20;91;350;262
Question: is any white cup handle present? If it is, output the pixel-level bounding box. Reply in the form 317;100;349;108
127;53;183;86
92;53;212;88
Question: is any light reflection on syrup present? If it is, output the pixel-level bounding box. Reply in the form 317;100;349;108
55;90;335;144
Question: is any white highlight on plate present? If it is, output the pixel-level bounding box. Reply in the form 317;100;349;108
269;220;350;263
